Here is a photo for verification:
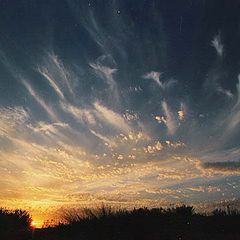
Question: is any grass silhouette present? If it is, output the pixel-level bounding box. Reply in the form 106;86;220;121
1;205;240;239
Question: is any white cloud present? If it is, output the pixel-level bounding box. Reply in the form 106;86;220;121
61;102;96;126
161;101;177;135
90;62;117;82
143;71;161;86
211;33;224;57
31;121;69;135
89;55;119;103
143;71;177;89
0;106;29;136
38;66;65;100
226;75;240;130
79;10;107;49
94;102;131;133
217;86;233;98
22;79;57;120
90;129;116;148
47;53;75;95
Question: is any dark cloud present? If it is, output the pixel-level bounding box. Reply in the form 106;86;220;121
202;161;240;172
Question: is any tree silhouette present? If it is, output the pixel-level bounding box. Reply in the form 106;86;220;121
0;208;32;240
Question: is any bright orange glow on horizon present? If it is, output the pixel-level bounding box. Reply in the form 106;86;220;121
31;219;44;228
31;220;36;227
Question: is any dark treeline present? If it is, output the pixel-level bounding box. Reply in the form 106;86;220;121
1;205;240;240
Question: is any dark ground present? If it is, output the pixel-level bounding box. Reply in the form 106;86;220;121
1;206;240;240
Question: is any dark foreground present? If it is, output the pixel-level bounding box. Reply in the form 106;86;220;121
1;206;240;240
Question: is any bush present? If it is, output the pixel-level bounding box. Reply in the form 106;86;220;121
0;208;32;240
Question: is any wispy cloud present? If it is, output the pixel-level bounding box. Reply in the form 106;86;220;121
211;33;224;57
38;66;65;100
0;106;29;136
61;102;96;126
161;101;177;135
94;101;131;133
77;8;108;50
90;129;116;148
142;71;177;89
226;75;240;130
30;121;69;136
217;85;233;98
143;71;161;85
47;53;75;96
90;55;120;103
22;79;57;120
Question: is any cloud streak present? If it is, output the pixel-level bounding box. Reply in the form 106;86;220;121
90;55;120;103
61;102;96;126
38;67;65;100
217;85;233;98
143;71;177;89
211;33;224;57
161;101;178;135
94;101;131;133
22;79;57;120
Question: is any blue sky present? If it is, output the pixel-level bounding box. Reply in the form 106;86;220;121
0;0;240;223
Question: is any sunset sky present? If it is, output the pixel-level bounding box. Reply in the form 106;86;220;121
0;0;240;226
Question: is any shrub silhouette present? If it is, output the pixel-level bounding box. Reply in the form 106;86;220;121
0;208;32;240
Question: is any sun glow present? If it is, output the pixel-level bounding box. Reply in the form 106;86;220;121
31;220;43;228
31;220;37;227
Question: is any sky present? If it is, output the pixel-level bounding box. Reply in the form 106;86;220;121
1;0;240;226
